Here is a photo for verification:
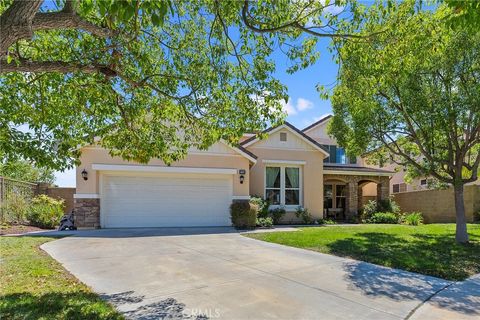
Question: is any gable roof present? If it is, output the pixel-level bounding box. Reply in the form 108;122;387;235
240;122;330;158
302;114;333;133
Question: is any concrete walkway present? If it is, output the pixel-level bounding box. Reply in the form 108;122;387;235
39;228;478;320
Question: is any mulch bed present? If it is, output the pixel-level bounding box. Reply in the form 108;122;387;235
0;224;53;235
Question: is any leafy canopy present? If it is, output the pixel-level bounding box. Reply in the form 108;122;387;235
0;159;56;184
328;0;480;186
0;0;363;170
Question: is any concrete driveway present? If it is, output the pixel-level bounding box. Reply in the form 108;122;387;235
40;228;472;320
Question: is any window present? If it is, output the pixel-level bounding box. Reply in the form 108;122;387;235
324;184;333;209
265;167;281;205
265;166;301;206
393;184;400;193
321;144;356;164
420;179;427;186
393;183;407;193
280;132;287;142
335;185;346;209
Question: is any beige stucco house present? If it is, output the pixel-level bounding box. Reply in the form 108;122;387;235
74;116;394;228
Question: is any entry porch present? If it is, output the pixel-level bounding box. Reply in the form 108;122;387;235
323;165;393;221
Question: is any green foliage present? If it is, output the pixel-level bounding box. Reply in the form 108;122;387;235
230;201;257;229
250;196;270;218
27;195;64;229
361;200;378;221
317;218;336;225
1;193;29;224
295;207;313;224
0;0;359;170
0;159;55;184
327;1;480;188
269;207;286;224
367;212;399;224
402;212;424;226
378;198;401;215
256;217;273;228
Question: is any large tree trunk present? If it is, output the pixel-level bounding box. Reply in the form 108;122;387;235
454;183;469;243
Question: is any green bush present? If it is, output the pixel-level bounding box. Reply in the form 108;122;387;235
230;201;257;229
250;196;270;218
316;218;336;225
1;193;29;224
361;200;378;222
378;197;401;215
27;195;64;229
295;207;313;224
269;207;286;224
361;198;401;223
256;217;273;228
367;212;398;224
402;212;424;226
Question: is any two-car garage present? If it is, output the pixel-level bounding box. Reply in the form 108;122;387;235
100;172;233;228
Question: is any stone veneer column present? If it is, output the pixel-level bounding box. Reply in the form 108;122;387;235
377;176;390;202
74;198;100;228
345;178;359;221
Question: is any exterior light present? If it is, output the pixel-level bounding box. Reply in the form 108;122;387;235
239;175;245;184
81;169;88;181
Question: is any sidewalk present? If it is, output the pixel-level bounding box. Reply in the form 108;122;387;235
409;273;480;320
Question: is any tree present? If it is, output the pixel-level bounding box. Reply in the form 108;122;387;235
328;1;480;243
0;159;56;184
0;0;363;170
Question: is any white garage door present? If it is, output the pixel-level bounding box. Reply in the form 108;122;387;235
101;173;233;228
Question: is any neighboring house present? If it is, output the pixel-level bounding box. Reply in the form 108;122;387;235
74;116;393;228
363;152;480;195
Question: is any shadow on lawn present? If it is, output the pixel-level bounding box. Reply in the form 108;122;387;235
328;231;480;316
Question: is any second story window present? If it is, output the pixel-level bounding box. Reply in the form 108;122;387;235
321;145;356;164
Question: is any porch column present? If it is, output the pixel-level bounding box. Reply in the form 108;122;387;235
345;178;359;221
377;176;390;202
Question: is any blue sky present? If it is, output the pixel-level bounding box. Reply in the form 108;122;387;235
54;29;338;187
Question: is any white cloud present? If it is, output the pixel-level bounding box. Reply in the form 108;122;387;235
281;100;298;115
296;98;314;111
281;97;314;115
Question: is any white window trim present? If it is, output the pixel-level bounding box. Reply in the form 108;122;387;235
264;165;303;210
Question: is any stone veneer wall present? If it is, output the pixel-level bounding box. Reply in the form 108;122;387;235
74;198;100;228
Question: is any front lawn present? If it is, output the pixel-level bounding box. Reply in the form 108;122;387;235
246;224;480;281
0;236;123;320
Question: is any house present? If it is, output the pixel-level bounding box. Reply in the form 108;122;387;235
73;116;394;228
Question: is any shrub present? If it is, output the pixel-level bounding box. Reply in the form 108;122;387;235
367;212;398;224
361;198;401;222
269;207;286;224
27;195;64;229
316;218;336;225
1;193;29;224
361;200;378;222
250;196;270;218
378;197;401;215
295;207;313;224
256;217;273;228
402;212;424;226
230;201;257;229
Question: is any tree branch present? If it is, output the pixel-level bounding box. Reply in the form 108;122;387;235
0;59;116;76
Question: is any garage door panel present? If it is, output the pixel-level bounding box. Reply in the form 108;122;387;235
102;173;233;228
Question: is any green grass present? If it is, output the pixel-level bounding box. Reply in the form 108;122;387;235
0;236;123;320
246;224;480;281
